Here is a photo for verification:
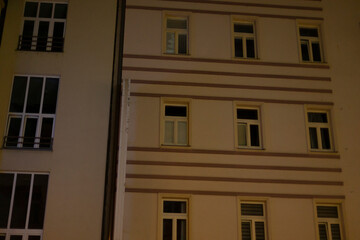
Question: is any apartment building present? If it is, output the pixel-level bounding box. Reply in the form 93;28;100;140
120;0;360;240
0;0;117;240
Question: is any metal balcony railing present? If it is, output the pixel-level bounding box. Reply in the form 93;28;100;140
3;136;53;149
17;35;64;52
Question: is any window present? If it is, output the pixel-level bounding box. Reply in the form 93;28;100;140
316;204;344;240
233;21;256;59
0;0;8;46
239;202;267;240
4;76;59;149
306;110;333;151
0;173;49;240
160;199;188;240
164;15;188;55
298;26;323;62
236;107;261;149
162;103;189;146
18;1;67;52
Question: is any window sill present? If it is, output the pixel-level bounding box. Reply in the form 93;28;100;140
237;147;264;151
232;57;260;61
161;144;191;149
308;149;337;154
1;146;53;151
162;53;191;57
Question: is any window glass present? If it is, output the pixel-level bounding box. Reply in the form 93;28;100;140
300;27;318;37
164;201;187;213
9;77;27;113
24;2;38;17
241;203;264;216
23;118;38;148
6;117;22;147
21;20;35;50
312;42;321;62
318;224;328;240
330;224;341;240
250;125;260;147
10;236;22;240
237;109;258;120
0;235;5;240
246;39;255;58
301;41;310;61
237;123;247;146
167;19;187;29
177;121;188;145
163;219;172;240
255;221;265;240
54;4;67;19
0;173;14;228
164;121;174;144
10;174;31;229
309;127;318;149
178;34;187;54
317;206;338;218
26;77;43;113
52;22;65;52
234;38;243;58
166;32;175;54
177;219;186;240
308;112;328;123
241;221;251;240
321;128;331;150
234;23;253;33
165;106;187;117
28;237;41;240
36;21;49;51
40;118;54;148
39;3;52;18
28;175;49;229
42;78;59;114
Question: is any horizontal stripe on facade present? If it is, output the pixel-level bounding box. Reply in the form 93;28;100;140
123;66;331;81
126;5;323;20
124;54;330;69
127;160;342;173
161;0;322;11
125;188;344;199
126;174;343;186
127;146;340;159
130;92;334;106
132;79;332;94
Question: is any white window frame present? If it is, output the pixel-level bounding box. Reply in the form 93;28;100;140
0;172;49;240
161;100;190;147
4;75;58;149
20;1;67;51
305;109;333;152
238;200;267;240
235;106;262;149
232;18;257;59
297;25;323;63
163;14;189;55
314;202;345;240
158;195;189;240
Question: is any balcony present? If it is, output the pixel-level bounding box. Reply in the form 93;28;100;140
17;35;64;52
3;136;53;150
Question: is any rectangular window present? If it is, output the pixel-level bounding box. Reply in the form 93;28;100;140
306;110;333;151
298;26;323;62
161;198;188;240
0;173;49;240
233;21;257;59
239;202;267;240
164;15;188;55
4;76;59;149
236;107;261;148
18;1;67;52
163;103;189;146
0;0;8;46
316;204;344;240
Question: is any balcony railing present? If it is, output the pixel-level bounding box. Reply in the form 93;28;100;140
17;35;64;52
3;136;53;149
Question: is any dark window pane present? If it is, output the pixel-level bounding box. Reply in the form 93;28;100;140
36;21;49;51
301;41;310;61
39;3;52;18
40;118;54;148
0;173;14;228
241;203;264;216
10;236;22;240
331;224;341;240
321;128;331;150
165;106;187;117
21;20;34;50
163;219;172;240
308;112;328;123
234;23;253;33
0;235;5;240
10;174;31;229
23;118;38;148
177;219;186;240
164;201;186;213
250;125;260;147
54;4;67;19
241;221;251;240
28;175;49;229
42;78;59;114
178;34;187;54
255;221;265;240
300;27;318;37
51;22;64;52
6;117;22;147
28;237;41;240
318;224;328;240
234;38;243;57
26;77;43;113
10;76;27;113
309;127;318;149
24;2;38;17
237;109;258;120
0;0;9;46
317;206;338;218
167;19;187;29
246;39;255;58
312;42;322;62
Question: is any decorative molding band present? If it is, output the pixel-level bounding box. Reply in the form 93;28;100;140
127;160;342;173
127;147;340;159
126;174;343;186
125;188;345;199
123;54;330;69
130;92;334;106
123;66;331;82
132;79;332;94
126;5;324;20
161;0;323;11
